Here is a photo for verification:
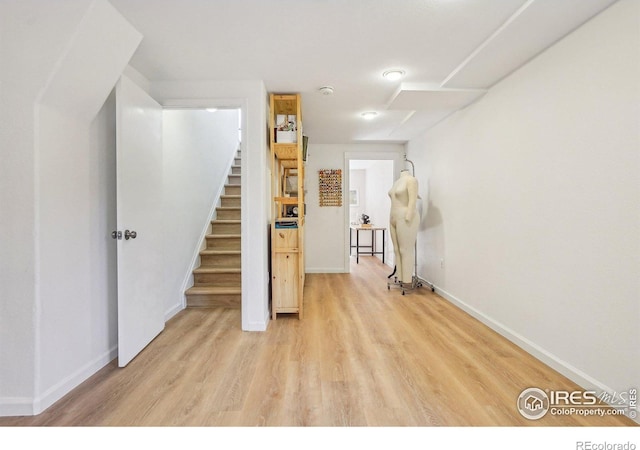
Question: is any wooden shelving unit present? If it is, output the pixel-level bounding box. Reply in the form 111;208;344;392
269;93;305;319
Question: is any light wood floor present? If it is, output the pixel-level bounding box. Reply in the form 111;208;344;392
0;256;635;426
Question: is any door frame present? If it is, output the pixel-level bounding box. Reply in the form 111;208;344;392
161;98;248;323
344;151;403;273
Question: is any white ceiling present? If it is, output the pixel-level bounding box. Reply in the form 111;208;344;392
109;0;619;144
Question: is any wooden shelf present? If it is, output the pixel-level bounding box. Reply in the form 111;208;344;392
269;93;305;321
274;196;298;205
273;143;299;160
272;95;298;115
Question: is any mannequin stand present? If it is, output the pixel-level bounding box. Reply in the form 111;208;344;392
387;272;423;295
386;242;434;295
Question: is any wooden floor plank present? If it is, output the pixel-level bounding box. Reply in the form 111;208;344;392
0;256;635;427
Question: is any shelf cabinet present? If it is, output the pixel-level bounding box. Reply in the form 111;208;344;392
269;93;305;319
271;228;300;313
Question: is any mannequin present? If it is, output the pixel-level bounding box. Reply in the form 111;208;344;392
388;169;419;284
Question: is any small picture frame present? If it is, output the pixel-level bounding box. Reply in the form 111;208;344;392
349;189;359;206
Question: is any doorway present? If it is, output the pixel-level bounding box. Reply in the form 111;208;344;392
345;155;399;273
115;76;244;366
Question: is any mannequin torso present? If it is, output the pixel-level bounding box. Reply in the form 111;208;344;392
388;170;418;223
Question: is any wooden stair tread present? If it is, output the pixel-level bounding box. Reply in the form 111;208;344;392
193;267;241;274
200;250;241;255
211;219;241;223
206;234;241;238
186;286;241;295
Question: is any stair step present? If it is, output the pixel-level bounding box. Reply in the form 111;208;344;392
200;250;241;267
211;220;240;234
221;195;241;207
206;233;240;250
224;184;241;195
186;286;241;294
216;207;240;220
185;156;243;310
185;286;241;309
193;267;241;286
193;267;241;274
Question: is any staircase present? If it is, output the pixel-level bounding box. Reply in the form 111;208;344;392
185;149;242;308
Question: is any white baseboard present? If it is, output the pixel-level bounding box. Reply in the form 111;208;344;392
243;319;268;332
35;346;118;415
423;278;639;424
0;397;35;417
165;302;185;322
0;346;118;417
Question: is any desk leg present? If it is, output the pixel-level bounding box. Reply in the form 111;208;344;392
371;229;374;256
349;228;352;256
382;229;385;264
356;230;359;264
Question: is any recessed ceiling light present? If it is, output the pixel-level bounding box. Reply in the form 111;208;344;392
383;70;405;81
361;111;378;120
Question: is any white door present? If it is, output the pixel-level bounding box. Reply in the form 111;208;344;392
115;75;165;367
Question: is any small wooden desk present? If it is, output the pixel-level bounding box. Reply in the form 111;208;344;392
349;225;386;264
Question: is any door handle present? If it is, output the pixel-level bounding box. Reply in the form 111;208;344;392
111;230;122;240
124;230;137;240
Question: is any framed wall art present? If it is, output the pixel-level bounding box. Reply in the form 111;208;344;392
318;169;342;207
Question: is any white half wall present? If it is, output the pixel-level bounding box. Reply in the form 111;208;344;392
162;109;240;316
407;0;639;398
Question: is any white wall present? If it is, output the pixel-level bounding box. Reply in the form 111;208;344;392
305;144;403;273
407;0;639;396
151;81;269;331
0;0;94;413
0;0;140;416
37;95;119;412
162;109;240;316
364;160;394;267
349;169;367;225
